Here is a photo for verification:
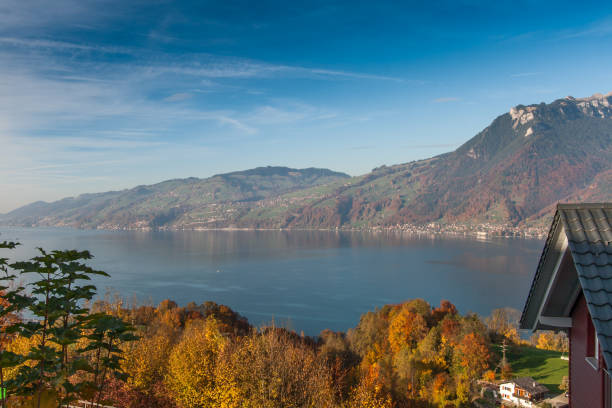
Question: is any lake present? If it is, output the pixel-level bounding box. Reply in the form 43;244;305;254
0;227;543;335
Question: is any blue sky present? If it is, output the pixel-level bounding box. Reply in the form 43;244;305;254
1;0;612;212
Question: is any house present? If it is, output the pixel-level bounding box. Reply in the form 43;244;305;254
499;377;548;407
66;401;117;408
520;203;612;408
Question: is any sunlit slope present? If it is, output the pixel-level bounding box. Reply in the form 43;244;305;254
264;93;612;229
1;167;349;229
3;93;612;230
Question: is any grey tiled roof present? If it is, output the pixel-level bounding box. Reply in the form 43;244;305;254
512;377;549;395
558;204;612;369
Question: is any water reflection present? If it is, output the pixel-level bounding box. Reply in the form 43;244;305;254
0;227;543;335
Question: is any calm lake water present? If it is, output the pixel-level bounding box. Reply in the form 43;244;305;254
0;227;543;335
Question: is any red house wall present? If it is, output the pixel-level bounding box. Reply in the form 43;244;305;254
570;294;606;408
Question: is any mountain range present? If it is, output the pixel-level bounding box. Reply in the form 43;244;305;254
3;92;612;234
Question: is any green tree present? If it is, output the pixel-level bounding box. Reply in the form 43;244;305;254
0;241;30;408
3;247;136;408
81;313;138;406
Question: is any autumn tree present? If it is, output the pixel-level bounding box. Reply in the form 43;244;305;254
500;362;513;381
453;332;490;380
432;300;458;324
165;318;226;408
347;311;389;359
388;308;428;353
123;327;176;399
215;327;335;408
487;308;521;343
431;372;452;408
560;375;569;391
347;364;392;408
482;370;496;382
532;330;569;352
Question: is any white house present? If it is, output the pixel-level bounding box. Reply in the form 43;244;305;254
499;377;548;407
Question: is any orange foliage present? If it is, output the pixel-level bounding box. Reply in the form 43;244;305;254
482;370;496;382
388;309;428;353
455;333;490;379
440;316;461;345
432;300;458;323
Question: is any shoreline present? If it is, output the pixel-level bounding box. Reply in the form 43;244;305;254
0;223;548;239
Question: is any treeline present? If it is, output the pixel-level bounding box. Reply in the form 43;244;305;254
88;297;491;407
0;241;566;408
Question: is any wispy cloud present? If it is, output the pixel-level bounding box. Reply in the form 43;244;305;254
510;72;541;78
142;59;409;82
164;92;193;102
301;68;408;82
559;17;612;39
0;37;131;54
432;97;460;103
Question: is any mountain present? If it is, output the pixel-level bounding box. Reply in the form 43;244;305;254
274;92;612;230
3;92;612;233
0;167;350;229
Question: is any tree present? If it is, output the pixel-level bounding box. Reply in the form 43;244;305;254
560;375;569;391
388;309;428;353
165;318;226;408
453;332;490;380
432;300;458;324
0;247;136;408
454;374;471;407
487;308;520;340
348;311;389;359
347;364;392;408
500;362;512;381
0;240;29;408
439;315;461;346
215;327;335;408
81;313;138;406
482;370;495;382
9;249;108;407
431;372;452;408
123;330;175;392
532;331;569;352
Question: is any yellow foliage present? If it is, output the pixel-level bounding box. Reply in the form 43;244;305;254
348;364;392;408
4;335;41;381
454;375;470;406
502;327;520;343
165;317;226;408
431;372;451;408
536;331;556;350
6;390;57;408
214;328;335;408
123;330;174;390
388;308;427;353
482;370;496;382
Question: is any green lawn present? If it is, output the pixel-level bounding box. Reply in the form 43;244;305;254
503;345;568;394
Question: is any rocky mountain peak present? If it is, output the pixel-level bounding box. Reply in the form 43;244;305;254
509;105;537;128
563;91;612;118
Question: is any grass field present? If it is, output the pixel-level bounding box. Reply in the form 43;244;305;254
502;345;568;394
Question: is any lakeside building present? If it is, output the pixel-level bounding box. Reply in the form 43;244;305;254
499;377;548;407
520;203;612;408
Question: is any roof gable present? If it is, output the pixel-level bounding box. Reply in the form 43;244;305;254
520;203;612;369
511;377;548;395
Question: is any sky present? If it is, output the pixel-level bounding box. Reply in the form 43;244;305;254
1;0;612;213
